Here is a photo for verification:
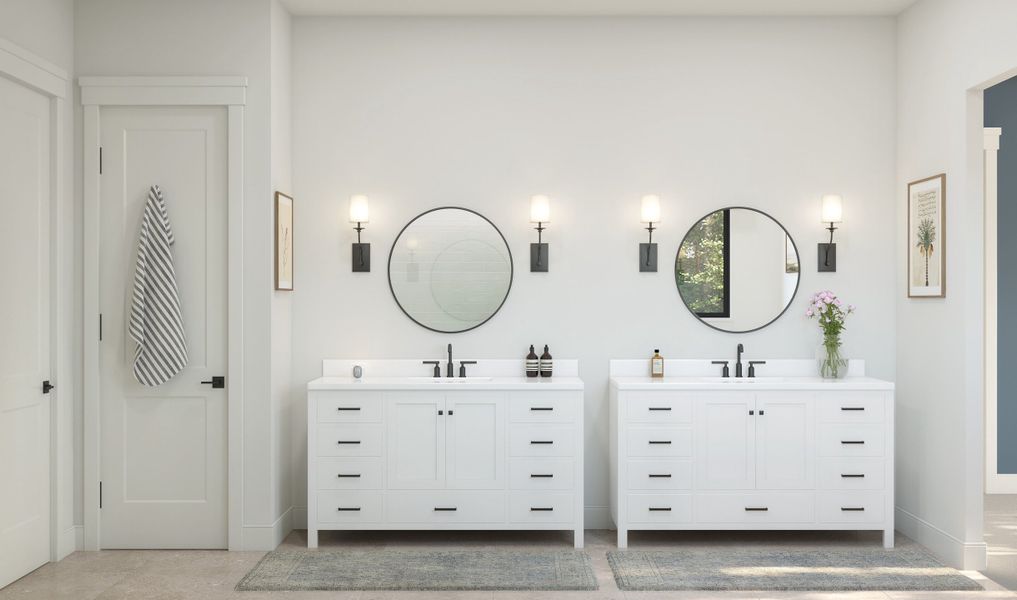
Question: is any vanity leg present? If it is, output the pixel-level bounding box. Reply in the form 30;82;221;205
883;528;894;549
617;528;628;549
574;528;584;549
308;528;318;549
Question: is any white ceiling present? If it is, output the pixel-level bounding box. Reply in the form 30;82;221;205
281;0;917;17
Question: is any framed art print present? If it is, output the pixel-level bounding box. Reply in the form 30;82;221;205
907;174;945;298
275;191;294;291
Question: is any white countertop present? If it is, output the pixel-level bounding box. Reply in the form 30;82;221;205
610;376;894;391
308;376;585;391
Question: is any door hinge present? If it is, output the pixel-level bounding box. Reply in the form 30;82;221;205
99;146;103;174
99;313;103;341
99;481;102;509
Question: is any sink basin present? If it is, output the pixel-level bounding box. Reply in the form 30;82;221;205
401;376;495;383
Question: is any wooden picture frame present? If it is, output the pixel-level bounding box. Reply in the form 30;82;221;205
907;174;946;298
275;191;294;291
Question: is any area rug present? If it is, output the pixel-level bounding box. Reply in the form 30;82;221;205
607;542;982;591
235;549;597;591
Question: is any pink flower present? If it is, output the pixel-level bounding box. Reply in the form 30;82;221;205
834;298;842;306
823;296;832;304
815;302;824;309
806;309;814;317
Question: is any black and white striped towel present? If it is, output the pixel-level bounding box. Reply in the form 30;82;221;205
128;185;188;386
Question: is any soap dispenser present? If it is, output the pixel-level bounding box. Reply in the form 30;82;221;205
539;345;553;378
526;345;539;378
651;349;664;378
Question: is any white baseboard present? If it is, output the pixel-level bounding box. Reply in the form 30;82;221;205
986;473;1017;494
241;507;294;551
584;505;611;529
55;525;81;560
896;506;987;570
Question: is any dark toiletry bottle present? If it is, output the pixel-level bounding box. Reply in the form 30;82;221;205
539;345;553;378
526;345;539;378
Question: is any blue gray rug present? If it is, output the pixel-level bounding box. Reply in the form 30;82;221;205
236;549;597;591
607;542;982;591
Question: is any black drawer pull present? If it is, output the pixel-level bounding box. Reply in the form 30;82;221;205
337;507;361;511
337;440;361;445
841;474;865;478
530;474;554;478
745;507;769;512
648;507;672;512
648;474;672;478
841;507;865;512
337;474;361;478
337;407;361;411
648;407;672;411
434;507;457;512
530;507;554;512
530;407;553;411
841;440;865;445
841;407;865;411
530;440;554;445
648;440;672;445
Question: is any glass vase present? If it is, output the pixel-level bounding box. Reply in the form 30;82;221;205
816;336;849;379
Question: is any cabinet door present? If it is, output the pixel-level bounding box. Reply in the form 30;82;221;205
695;395;755;489
446;393;506;489
387;393;445;489
756;393;815;489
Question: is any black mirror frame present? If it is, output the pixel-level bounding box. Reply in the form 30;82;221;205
674;205;801;334
387;206;514;334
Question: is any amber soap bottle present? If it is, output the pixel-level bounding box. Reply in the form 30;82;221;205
651;349;664;378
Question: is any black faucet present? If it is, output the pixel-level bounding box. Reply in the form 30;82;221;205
447;343;454;378
735;343;745;378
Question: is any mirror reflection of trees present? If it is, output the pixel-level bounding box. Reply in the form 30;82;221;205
676;209;728;317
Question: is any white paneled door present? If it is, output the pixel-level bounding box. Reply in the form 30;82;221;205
98;107;228;549
0;75;52;589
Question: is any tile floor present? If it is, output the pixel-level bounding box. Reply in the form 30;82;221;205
0;528;1011;600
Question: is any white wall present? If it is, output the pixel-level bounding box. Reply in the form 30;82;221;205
291;16;898;526
0;0;77;560
895;0;1017;569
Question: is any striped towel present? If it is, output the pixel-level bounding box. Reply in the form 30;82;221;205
128;185;188;386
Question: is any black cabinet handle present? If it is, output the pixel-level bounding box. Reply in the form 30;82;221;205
530;507;554;512
448;410;453;416
530;407;553;411
438;410;444;415
841;473;865;478
841;407;865;411
434;507;457;512
648;407;672;411
337;507;361;511
749;410;755;415
337;474;361;478
648;507;672;512
841;440;865;445
841;507;865;512
648;474;672;478
745;507;769;512
337;440;361;445
530;440;554;445
648;440;672;445
530;474;554;478
337;407;361;411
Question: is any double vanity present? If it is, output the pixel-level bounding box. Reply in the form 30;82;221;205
307;355;894;550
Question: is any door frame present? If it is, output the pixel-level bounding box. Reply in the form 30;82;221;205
0;37;69;562
80;76;246;550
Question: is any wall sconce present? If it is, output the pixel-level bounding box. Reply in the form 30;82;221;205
349;194;370;272
640;194;661;272
530;194;550;272
818;194;842;272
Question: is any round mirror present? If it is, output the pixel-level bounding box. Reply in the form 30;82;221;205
388;207;513;333
675;207;800;333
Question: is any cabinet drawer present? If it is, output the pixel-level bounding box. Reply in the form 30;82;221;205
386;492;505;524
817;394;885;423
509;392;577;423
626;427;693;457
817;458;886;490
316;491;383;523
695;493;815;524
316;458;383;490
817;424;885;457
626;460;692;490
316;424;383;457
509;458;575;490
509;492;575;524
316;392;384;423
509;425;575;457
626;494;693;524
625;393;693;424
817;492;885;524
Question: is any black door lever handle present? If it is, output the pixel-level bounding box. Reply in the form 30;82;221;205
201;376;226;389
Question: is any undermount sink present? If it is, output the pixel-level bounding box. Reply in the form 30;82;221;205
401;376;495;383
698;376;789;383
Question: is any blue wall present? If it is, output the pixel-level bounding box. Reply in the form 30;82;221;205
986;76;1017;473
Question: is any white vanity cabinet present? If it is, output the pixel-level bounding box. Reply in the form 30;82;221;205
308;378;584;548
610;376;894;548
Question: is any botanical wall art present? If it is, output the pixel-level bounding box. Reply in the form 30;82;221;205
275;191;294;291
907;174;946;298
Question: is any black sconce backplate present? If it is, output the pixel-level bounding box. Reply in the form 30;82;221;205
353;243;371;272
530;243;549;272
640;243;658;272
818;243;836;272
